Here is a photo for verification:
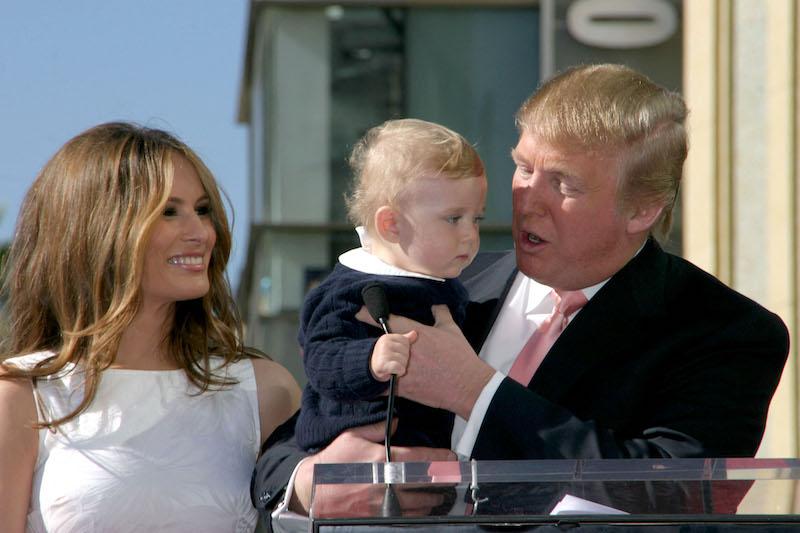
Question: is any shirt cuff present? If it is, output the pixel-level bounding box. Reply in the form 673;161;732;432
452;371;505;459
270;458;311;533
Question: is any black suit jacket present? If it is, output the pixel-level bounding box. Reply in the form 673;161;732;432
252;239;789;517
461;239;789;460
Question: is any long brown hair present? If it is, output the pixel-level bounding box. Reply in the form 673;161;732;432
0;122;244;428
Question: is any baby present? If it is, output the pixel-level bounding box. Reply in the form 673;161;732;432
295;118;487;451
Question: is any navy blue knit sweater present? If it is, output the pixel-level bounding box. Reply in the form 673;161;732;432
295;263;468;451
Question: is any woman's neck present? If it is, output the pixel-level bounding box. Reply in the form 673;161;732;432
113;303;178;370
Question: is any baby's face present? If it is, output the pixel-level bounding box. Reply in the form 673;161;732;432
392;174;487;279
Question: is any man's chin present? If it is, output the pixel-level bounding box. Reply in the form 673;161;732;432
515;258;550;284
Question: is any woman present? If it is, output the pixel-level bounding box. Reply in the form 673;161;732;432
0;122;301;532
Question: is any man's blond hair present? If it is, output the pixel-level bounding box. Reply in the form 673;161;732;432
516;63;687;240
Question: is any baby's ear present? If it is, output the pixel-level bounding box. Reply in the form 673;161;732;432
374;205;400;243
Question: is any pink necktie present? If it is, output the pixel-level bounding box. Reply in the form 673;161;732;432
507;289;588;385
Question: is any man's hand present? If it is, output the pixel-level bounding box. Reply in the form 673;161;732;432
312;483;453;519
291;420;455;514
358;305;495;420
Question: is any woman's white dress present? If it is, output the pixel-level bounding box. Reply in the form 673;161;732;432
6;352;261;533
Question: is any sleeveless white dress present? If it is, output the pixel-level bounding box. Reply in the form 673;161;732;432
6;352;261;533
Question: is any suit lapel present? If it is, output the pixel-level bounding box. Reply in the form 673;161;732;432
461;251;518;303
530;239;668;402
462;251;518;350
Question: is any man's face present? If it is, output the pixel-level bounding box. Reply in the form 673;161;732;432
511;130;640;290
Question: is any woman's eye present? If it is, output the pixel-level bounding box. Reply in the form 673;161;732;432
446;216;461;224
163;206;178;217
474;215;485;224
196;205;212;216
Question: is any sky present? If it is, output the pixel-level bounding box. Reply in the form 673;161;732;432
0;0;250;288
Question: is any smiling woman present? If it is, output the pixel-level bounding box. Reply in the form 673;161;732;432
140;153;218;311
0;122;300;533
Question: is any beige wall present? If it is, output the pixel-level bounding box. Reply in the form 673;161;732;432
683;0;799;458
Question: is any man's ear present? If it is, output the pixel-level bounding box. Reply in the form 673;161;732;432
374;205;400;243
626;202;664;235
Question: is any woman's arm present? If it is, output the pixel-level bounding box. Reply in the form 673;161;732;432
251;357;302;446
0;373;39;533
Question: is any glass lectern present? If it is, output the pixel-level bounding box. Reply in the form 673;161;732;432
310;458;800;531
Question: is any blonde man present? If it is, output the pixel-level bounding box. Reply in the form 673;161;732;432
294;118;487;452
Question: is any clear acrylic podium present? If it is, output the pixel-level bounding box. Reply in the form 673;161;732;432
310;458;800;531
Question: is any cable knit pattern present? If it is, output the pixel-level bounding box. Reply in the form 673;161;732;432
296;263;466;450
6;352;260;533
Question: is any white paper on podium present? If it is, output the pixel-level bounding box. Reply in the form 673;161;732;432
550;494;629;515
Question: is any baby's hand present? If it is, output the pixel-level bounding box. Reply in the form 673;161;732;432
370;332;414;382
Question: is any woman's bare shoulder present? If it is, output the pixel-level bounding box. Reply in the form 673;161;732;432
249;356;301;441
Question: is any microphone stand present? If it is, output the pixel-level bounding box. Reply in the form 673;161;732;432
377;316;396;464
377;316;401;517
361;282;402;517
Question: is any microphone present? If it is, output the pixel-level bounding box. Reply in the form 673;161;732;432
361;282;397;463
362;281;392;335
